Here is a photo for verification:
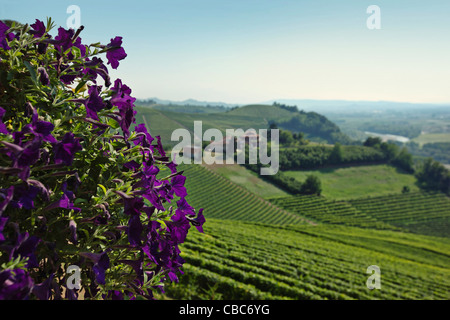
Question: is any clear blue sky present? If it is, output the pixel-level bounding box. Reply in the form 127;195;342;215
2;0;450;104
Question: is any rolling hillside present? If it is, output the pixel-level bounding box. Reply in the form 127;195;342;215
134;103;351;147
163;219;450;300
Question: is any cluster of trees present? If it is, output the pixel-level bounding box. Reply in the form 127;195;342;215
268;122;308;146
277;137;415;173
406;141;450;165
363;137;414;173
272;102;298;113
279;144;386;170
277;112;352;145
415;158;450;195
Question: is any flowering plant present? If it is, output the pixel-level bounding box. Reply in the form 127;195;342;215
0;18;204;300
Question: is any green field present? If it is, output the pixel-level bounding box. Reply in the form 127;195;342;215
205;163;289;199
283;164;419;199
412;133;450;147
163;219;450;300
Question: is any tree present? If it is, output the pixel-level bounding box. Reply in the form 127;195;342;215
300;175;322;195
364;137;382;147
392;147;414;173
329;143;344;164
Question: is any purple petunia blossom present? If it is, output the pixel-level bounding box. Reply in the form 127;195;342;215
133;123;154;148
191;208;205;233
83;57;111;87
0;186;14;216
0;217;8;242
30;19;46;38
52;27;86;59
85;85;106;120
127;215;143;247
32;273;54;300
0;21;11;50
171;175;187;198
0;107;8;134
168;209;191;243
106;36;127;69
10;185;40;210
53;132;82;166
80;251;110;285
0;268;34;300
37;67;50;86
9;232;41;268
154;136;166;157
175;197;195;216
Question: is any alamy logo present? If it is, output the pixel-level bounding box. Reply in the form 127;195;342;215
366;265;381;290
367;5;381;30
171;121;279;175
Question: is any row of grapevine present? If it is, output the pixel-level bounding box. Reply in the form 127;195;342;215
349;192;450;237
269;195;397;230
179;164;309;225
164;219;450;300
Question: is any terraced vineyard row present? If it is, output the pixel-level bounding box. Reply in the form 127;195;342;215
269;195;398;230
179;164;309;225
164;219;450;300
349;192;450;237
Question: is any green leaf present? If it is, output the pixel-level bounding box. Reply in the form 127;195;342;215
23;60;37;85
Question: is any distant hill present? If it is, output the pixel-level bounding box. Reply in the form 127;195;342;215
134;103;351;147
262;99;450;113
137;97;241;108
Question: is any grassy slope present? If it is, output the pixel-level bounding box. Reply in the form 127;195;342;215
204;163;289;199
412;133;450;146
134;104;301;147
283;164;419;199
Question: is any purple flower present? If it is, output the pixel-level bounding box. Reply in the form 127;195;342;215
0;21;11;50
37;67;50;86
53;132;82;166
10;185;40;210
32;274;54;300
83;57;111;87
0;107;8;134
44;193;80;213
85;85;106;120
30;19;46;38
20;104;57;143
0;186;14;216
133;123;154;148
80;251;110;285
127;215;143;247
171;175;187;198
69;220;77;244
168;209;191;243
9;232;41;268
110;79;136;138
106;36;127;69
176;197;195;216
155;136;166;157
191;208;205;233
0;268;34;300
0;217;8;242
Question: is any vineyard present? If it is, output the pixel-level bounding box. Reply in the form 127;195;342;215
349;192;450;237
269;195;397;230
179;164;308;226
163;219;450;300
270;192;450;237
161;163;450;300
